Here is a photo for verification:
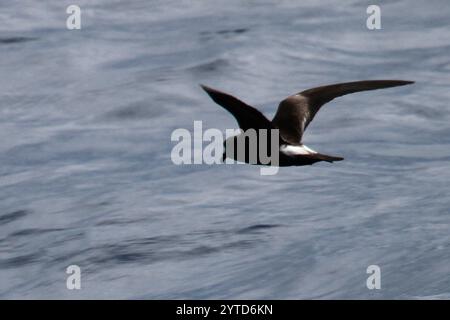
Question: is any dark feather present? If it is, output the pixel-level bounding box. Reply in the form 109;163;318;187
200;85;273;131
272;80;414;144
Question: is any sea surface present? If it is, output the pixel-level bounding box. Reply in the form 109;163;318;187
1;0;450;299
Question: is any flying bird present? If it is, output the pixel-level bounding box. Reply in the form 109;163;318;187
201;80;414;166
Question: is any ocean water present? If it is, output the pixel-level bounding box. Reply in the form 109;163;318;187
1;0;450;299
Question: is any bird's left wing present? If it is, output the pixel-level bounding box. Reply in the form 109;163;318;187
201;85;273;131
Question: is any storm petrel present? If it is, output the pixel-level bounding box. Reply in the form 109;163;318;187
201;80;414;166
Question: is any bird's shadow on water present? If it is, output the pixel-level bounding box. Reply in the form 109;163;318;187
0;222;285;271
0;37;37;44
0;209;30;224
44;223;287;271
236;223;283;234
199;27;249;39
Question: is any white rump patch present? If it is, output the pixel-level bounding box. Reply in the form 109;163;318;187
280;144;317;155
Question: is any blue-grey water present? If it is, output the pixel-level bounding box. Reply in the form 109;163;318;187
1;0;450;299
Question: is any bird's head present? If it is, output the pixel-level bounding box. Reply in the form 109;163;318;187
222;135;239;163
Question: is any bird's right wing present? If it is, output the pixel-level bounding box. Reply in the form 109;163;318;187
201;85;273;131
271;80;414;144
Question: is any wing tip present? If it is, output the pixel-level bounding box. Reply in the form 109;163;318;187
390;80;415;85
200;84;222;98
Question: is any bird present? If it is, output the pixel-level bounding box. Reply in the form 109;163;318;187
201;80;414;167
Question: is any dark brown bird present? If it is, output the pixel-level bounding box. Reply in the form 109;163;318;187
201;80;414;167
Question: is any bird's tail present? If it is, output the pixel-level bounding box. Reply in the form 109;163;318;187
313;153;344;163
